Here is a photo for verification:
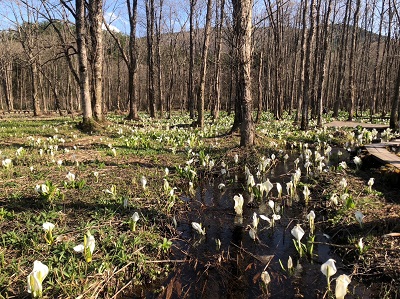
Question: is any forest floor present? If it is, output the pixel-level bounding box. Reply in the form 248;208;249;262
0;112;399;298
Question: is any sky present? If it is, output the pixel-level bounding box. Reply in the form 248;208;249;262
0;0;396;36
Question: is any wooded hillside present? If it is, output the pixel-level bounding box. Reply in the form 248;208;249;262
0;0;399;131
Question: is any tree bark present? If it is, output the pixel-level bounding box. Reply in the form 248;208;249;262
211;0;225;120
127;0;139;120
89;0;104;122
188;0;197;119
300;0;315;130
232;0;254;146
346;0;361;121
76;0;94;129
146;0;156;118
333;0;351;118
197;0;213;128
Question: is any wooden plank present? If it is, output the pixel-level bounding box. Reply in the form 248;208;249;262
325;120;389;130
365;143;400;170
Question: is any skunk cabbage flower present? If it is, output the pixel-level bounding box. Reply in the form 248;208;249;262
141;176;147;190
35;184;49;195
252;212;259;230
271;213;281;227
261;270;271;286
287;256;293;272
2;158;12;169
27;260;49;298
291;224;305;256
321;259;337;290
330;193;339;205
357;237;364;253
247;174;255;189
191;222;206;235
291;224;305;242
307;210;316;235
367;178;374;192
129;212;140;231
74;231;96;262
248;227;257;241
355;211;364;228
335;274;351;299
93;171;99;182
268;200;275;212
339;178;347;190
66;172;75;182
261;179;274;198
233;194;244;216
42;222;55;245
303;185;310;203
353;156;362;168
276;183;282;198
286;181;294;198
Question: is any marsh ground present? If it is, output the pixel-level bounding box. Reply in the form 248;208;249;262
0;112;399;298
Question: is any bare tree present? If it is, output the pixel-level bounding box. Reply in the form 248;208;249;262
232;0;254;146
146;0;156;118
187;0;197;119
13;2;42;116
390;0;400;130
211;0;225;120
75;0;94;129
197;0;212;128
89;0;105;121
300;0;316;130
0;30;17;111
103;0;140;120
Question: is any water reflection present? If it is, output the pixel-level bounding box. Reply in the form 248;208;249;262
166;151;372;298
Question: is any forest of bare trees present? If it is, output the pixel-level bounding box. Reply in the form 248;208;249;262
0;0;400;132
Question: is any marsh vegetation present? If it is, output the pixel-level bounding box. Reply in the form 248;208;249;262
0;112;399;298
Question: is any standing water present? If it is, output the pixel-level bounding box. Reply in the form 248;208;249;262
163;151;374;298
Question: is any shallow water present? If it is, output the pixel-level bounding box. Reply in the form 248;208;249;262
166;152;374;298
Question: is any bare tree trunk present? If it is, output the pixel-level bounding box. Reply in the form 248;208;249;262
232;0;254;146
333;0;351;118
197;0;213;128
371;0;384;120
390;2;400;130
300;0;314;130
30;61;41;116
127;0;139;120
146;0;156;118
89;0;104;122
255;52;263;123
295;2;306;123
156;0;164;118
212;0;225;120
76;0;94;129
2;61;14;111
188;0;197;119
346;0;361;121
317;0;332;127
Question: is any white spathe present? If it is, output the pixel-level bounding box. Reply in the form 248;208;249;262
335;274;351;299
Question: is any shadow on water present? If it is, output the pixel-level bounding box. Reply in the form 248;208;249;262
162;152;375;298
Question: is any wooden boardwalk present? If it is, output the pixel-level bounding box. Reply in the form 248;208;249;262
324;120;389;130
364;140;400;170
324;120;400;170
